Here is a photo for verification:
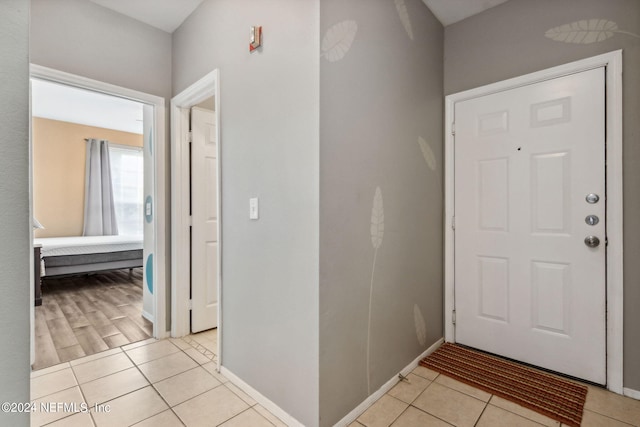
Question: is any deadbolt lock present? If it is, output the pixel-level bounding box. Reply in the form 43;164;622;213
585;215;599;226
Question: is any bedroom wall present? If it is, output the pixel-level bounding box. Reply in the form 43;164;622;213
319;1;444;425
32;118;143;238
172;1;320;425
444;0;640;393
0;0;31;425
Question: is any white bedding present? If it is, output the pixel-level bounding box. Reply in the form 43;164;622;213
34;235;143;257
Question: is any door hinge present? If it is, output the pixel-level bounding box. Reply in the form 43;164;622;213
188;299;193;310
452;216;455;230
451;123;456;135
188;215;192;227
452;310;456;325
187;130;193;143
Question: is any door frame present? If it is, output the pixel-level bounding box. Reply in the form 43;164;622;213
444;50;623;393
170;70;222;366
29;64;168;340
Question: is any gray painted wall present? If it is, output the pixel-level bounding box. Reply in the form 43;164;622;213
0;1;31;425
444;0;640;391
319;1;444;425
30;0;172;99
172;1;320;425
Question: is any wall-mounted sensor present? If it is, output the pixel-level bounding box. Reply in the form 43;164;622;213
250;26;262;52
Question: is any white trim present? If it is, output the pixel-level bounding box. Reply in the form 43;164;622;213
170;70;222;368
604;51;624;394
623;388;640;401
334;338;444;427
220;367;304;427
30;64;168;340
109;143;143;153
30;64;164;106
214;74;222;368
141;310;154;323
444;50;623;393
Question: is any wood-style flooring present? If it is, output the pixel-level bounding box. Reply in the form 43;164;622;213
34;268;152;370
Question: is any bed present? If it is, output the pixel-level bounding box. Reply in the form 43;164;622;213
34;235;144;278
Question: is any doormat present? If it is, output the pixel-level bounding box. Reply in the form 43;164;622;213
420;343;587;427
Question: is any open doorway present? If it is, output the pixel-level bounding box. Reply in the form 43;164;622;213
30;65;167;370
171;70;221;367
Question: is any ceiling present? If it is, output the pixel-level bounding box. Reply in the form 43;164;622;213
29;2;509;136
89;0;205;33
88;0;509;34
32;79;144;135
422;0;511;26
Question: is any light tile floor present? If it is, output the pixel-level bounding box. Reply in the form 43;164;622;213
351;365;640;427
31;332;640;426
30;329;287;427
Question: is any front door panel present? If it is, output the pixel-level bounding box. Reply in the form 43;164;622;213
454;68;606;384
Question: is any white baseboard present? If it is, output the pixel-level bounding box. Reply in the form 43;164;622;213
141;310;154;323
220;366;304;427
333;338;445;427
623;387;640;400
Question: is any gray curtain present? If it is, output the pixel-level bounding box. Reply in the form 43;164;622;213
83;139;118;236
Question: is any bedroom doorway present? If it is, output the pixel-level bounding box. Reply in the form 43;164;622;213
29;65;167;370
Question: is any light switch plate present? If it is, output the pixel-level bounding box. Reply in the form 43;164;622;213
146;202;151;216
249;197;259;220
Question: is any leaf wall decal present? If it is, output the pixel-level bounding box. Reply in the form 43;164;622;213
370;186;384;249
418;137;436;172
321;20;358;62
545;19;639;44
367;186;384;394
414;304;426;346
394;0;414;41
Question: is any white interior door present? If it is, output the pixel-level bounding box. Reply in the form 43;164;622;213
191;106;218;333
454;68;606;384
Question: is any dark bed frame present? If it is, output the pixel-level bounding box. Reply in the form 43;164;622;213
36;249;143;306
41;249;144;277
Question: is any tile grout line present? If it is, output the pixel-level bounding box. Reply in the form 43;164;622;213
471;400;490;427
124;337;257;426
37;362;93;427
215;406;277;427
69;363;97;427
583;408;636;427
122;341;211;426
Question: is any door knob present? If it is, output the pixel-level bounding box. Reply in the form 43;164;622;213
584;236;600;248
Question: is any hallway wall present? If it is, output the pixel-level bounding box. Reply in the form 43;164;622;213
0;1;31;426
173;1;320;425
319;1;444;424
30;0;171;99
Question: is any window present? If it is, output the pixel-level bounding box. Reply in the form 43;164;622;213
109;145;143;236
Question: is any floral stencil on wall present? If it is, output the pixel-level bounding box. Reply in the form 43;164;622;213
414;304;427;346
418;136;437;172
545;19;639;44
366;186;384;394
321;20;358;62
395;0;414;41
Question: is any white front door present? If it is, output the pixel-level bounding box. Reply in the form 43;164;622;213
191;106;218;333
454;68;606;384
